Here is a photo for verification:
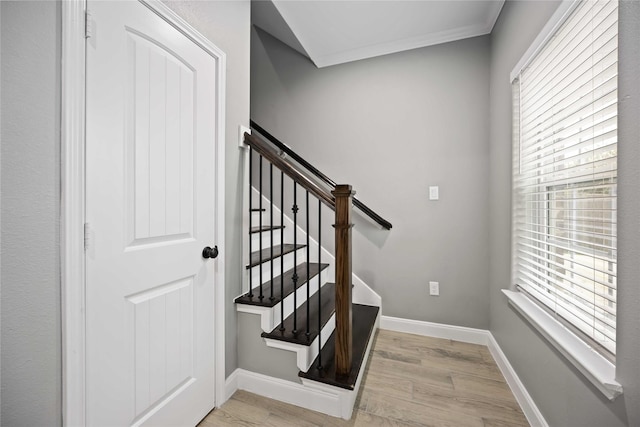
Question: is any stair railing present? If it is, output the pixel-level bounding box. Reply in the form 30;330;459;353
250;121;393;231
245;131;364;376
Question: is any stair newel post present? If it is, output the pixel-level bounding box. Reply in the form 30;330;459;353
248;147;253;298
279;171;285;331
258;155;264;300
292;182;298;335
333;184;355;377
269;162;274;301
317;198;323;370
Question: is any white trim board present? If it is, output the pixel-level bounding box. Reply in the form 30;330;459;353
226;369;355;420
380;315;490;345
502;290;621;401
61;1;228;424
380;315;548;427
61;1;87;424
486;334;549;427
510;0;579;82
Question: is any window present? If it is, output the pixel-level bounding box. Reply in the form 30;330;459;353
512;0;618;356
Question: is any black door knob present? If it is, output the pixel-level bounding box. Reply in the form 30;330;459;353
202;246;219;259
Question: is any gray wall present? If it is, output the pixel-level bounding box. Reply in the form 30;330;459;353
489;1;640;426
251;29;491;329
1;2;62;425
237;312;300;383
1;1;249;424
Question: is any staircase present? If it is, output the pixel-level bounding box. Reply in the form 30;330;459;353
233;125;390;419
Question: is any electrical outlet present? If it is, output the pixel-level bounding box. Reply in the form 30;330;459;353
429;281;439;296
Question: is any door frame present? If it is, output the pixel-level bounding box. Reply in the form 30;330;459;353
61;1;227;424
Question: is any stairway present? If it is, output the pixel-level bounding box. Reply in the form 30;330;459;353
234;194;380;419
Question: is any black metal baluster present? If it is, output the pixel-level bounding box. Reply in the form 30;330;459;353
279;171;285;331
248;147;253;298
259;155;264;300
292;182;298;335
317;199;322;370
269;163;274;301
306;191;310;338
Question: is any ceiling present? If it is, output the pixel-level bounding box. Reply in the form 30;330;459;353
252;0;505;68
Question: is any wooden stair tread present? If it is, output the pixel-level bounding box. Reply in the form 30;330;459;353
262;283;335;345
250;225;285;234
246;243;305;269
298;304;379;390
235;263;329;307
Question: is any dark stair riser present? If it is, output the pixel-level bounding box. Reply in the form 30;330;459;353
235;262;329;308
299;304;379;390
262;283;336;346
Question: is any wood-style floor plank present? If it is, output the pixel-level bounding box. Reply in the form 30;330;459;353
232;389;328;426
198;329;530;427
358;369;414;401
362;392;485;427
411;382;528;426
451;373;520;403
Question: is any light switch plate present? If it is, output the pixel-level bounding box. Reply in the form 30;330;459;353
429;281;439;296
429;186;439;200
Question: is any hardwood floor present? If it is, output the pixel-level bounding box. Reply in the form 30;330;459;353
198;329;530;427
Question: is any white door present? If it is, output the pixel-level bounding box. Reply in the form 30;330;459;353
85;2;220;425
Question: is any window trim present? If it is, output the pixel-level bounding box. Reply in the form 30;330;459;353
508;0;623;400
503;290;622;400
510;0;580;83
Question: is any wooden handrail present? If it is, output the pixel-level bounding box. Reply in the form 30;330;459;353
245;133;335;209
250;121;393;230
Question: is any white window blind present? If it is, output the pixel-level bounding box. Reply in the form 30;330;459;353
512;0;618;355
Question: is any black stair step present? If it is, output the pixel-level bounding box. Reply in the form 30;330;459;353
262;283;336;346
246;243;305;269
299;304;379;390
250;225;285;234
235;262;329;307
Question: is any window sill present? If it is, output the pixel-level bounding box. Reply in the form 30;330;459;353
502;289;623;401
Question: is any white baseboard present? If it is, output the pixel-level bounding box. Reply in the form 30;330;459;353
224;368;348;418
224;369;240;403
380;315;547;427
486;334;549;427
380;315;490;345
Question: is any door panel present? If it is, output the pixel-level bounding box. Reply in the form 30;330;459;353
126;276;194;418
85;2;218;425
125;29;196;243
